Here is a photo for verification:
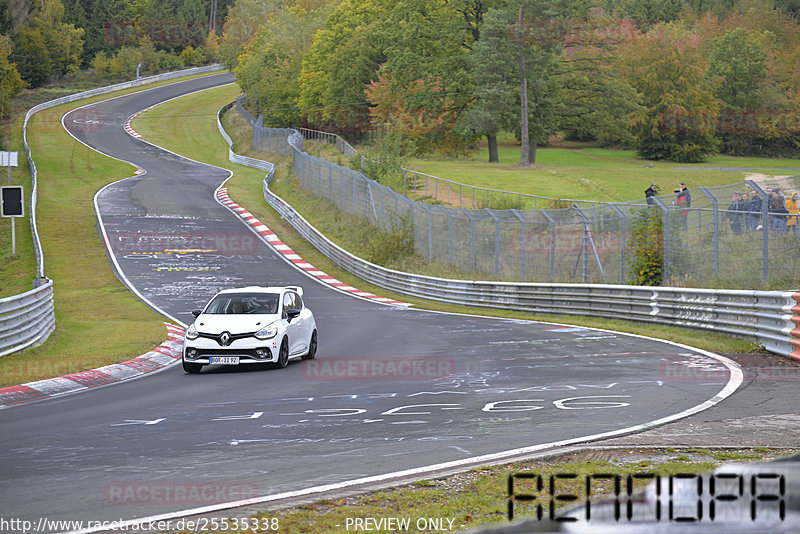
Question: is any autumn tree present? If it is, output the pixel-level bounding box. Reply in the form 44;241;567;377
618;22;719;162
0;34;24;141
11;0;83;86
469;0;566;165
365;0;479;156
298;0;386;135
236;1;334;127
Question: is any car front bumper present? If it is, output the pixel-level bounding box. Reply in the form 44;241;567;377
183;337;279;364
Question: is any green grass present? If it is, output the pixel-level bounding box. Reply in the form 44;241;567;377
0;112;37;297
0;71;223;388
402;134;800;206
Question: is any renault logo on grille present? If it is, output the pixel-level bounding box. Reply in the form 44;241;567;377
219;332;231;346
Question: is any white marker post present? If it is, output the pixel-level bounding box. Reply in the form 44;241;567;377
1;185;24;256
0;151;18;184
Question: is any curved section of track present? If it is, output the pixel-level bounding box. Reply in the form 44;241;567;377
0;74;742;530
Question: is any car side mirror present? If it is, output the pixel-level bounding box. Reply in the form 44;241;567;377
191;310;202;318
287;309;300;321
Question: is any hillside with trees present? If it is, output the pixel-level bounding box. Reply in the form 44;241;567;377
226;0;800;162
0;0;230;139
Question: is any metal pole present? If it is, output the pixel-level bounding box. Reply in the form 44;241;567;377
697;187;719;277
11;216;15;256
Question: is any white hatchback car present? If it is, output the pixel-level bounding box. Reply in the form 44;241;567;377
182;286;317;373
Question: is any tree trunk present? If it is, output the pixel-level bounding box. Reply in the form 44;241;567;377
518;6;530;167
488;133;499;163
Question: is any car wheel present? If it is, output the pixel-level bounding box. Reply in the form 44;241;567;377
182;359;202;374
276;338;289;368
302;330;317;360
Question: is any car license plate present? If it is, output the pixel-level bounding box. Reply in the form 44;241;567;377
210;356;239;365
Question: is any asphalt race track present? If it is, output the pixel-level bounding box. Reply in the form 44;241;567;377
0;74;742;531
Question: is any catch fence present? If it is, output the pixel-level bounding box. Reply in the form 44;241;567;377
234;100;800;287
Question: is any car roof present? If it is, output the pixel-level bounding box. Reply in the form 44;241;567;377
215;286;301;296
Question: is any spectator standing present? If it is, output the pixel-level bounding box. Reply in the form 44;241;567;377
786;192;799;235
727;193;744;235
675;185;689;229
679;183;691;207
770;191;788;233
645;183;658;206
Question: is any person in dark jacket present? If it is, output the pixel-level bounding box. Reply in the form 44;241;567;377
645;183;659;206
727;193;745;235
678;183;691;207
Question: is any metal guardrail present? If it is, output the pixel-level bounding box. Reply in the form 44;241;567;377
1;65;223;358
0;280;55;357
217;102;276;180
218;103;800;361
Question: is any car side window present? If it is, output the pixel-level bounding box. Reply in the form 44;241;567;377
282;293;293;313
290;292;302;311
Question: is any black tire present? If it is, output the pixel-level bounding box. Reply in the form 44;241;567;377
276;338;289;368
182;359;202;374
302;330;317;360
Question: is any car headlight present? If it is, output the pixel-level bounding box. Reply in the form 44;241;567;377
185;323;199;340
254;322;278;340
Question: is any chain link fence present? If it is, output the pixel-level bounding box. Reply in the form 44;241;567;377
233;100;800;287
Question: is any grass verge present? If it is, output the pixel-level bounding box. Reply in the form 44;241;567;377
404;133;800;205
0;71;224;388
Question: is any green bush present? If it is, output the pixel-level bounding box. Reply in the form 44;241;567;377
108;46;143;78
365;213;414;265
360;129;410;191
180;46;205;67
629;209;664;285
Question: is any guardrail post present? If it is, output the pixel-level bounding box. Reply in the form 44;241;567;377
651;197;670;283
697;186;719;277
511;209;526;280
746;180;769;281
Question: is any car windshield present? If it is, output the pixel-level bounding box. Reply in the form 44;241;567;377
204;293;280;315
